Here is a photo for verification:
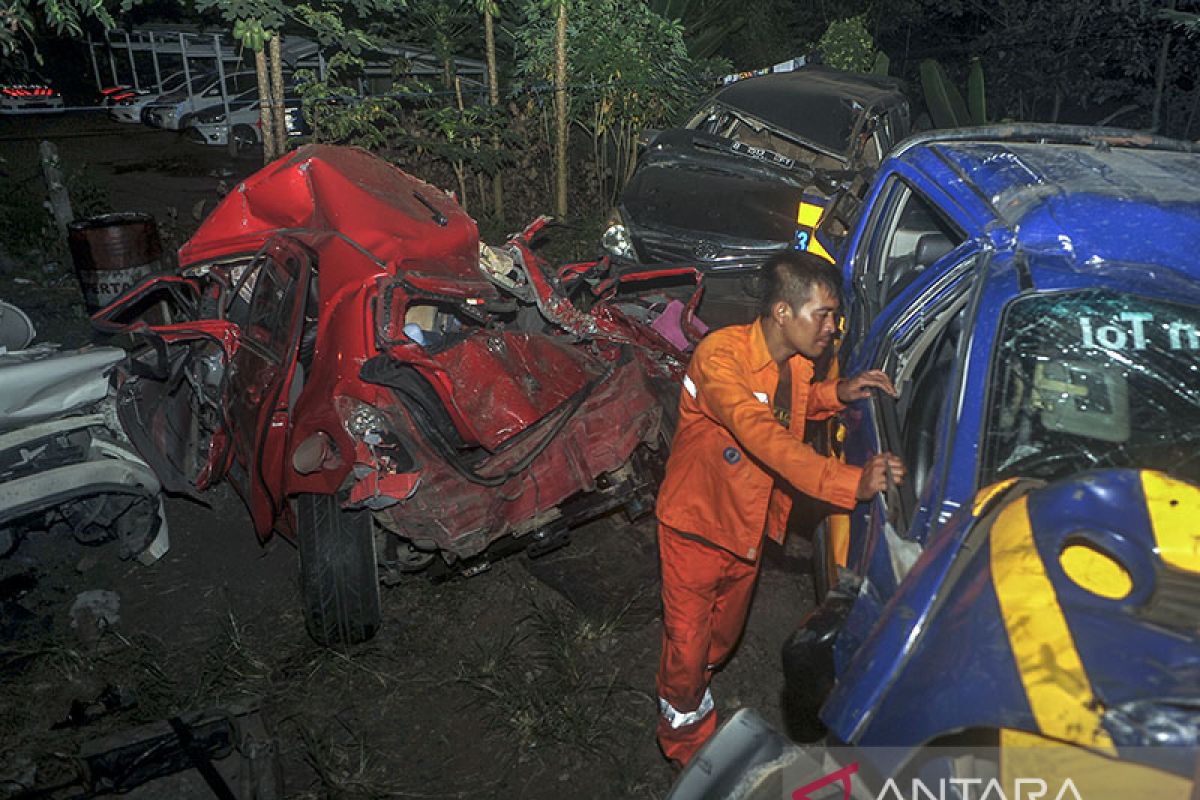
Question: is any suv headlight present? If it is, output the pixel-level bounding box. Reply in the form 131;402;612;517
601;210;635;260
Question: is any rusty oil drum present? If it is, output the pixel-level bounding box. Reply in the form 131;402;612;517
68;212;163;314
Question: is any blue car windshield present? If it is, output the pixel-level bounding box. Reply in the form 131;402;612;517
981;289;1200;487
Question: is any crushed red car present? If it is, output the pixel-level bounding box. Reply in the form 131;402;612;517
95;145;697;646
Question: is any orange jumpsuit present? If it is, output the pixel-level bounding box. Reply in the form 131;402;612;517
654;319;861;766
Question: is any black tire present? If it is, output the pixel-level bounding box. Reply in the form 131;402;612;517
231;124;259;156
296;493;381;646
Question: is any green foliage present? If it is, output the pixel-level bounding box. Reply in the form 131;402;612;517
0;182;53;255
418;104;510;177
817;14;875;73
648;0;746;59
0;159;108;277
920;57;987;128
193;0;288;48
921;58;966;128
296;52;514;214
514;0;717;201
230;17;274;50
967;57;987;127
891;0;1185;131
67;165;111;219
513;0;694;114
1;0;122;62
291;4;377;53
395;0;476;85
713;0;876;70
294;56;407;150
195;0;404;51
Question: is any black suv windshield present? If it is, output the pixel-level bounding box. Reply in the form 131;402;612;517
688;106;849;171
981;289;1200;486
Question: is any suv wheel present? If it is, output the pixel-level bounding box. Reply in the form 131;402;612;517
296;493;381;646
231;124;259;156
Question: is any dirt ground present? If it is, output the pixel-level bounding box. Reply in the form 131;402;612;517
0;113;819;799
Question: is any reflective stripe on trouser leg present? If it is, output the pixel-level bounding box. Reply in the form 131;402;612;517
656;687;716;769
656;524;758;765
659;687;714;729
655;691;717;767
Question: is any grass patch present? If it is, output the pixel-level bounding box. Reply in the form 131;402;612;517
455;588;648;761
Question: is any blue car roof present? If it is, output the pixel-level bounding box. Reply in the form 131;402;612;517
892;126;1200;282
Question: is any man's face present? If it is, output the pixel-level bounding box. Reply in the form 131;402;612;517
778;286;840;360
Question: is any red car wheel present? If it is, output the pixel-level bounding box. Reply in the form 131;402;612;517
296;493;381;647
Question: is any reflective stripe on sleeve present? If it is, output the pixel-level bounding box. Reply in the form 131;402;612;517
683;374;698;399
658;688;714;730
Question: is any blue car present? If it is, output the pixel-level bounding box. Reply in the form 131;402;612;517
671;125;1200;798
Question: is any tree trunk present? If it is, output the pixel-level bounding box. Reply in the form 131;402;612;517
1151;0;1177;133
592;105;603;199
553;0;569;218
453;77;470;213
269;34;287;155
39;141;73;244
485;7;503;220
255;47;276;163
624;127;638;184
1186;66;1200;137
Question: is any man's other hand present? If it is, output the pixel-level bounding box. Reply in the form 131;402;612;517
837;370;899;403
855;453;906;501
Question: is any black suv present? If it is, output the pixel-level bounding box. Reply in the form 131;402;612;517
604;67;909;326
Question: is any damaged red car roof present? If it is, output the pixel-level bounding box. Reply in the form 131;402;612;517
179;144;482;284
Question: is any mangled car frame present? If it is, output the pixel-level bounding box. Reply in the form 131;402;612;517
0;334;168;566
96;145;691;646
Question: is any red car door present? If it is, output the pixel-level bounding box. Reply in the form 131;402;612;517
222;236;314;540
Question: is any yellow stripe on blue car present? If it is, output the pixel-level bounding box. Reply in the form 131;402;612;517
990;495;1117;753
1142;470;1200;575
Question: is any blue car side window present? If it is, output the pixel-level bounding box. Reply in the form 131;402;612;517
880;190;962;306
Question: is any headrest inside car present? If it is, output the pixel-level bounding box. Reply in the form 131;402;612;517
915;232;954;267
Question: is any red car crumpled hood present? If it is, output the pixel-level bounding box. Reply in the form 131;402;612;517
179;144;480;283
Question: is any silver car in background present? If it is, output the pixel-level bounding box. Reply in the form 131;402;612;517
108;70;190;124
143;70;257;130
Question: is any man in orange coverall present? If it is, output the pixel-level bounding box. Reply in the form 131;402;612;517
655;251;905;767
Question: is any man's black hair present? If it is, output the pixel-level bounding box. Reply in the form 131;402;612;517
756;250;841;319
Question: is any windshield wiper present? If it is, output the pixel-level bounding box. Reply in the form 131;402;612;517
413;191;448;227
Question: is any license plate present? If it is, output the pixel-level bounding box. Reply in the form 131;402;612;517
730;140;795;169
